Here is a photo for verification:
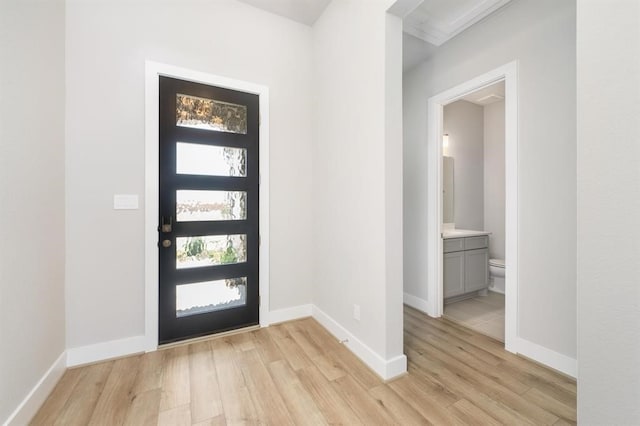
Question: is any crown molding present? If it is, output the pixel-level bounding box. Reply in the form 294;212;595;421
404;0;512;46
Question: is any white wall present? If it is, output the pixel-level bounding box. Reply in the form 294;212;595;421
404;0;577;359
384;10;405;365
0;0;66;422
484;100;505;260
443;100;484;230
312;0;404;364
577;0;640;423
65;0;314;348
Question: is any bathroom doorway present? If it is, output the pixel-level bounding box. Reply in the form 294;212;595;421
441;81;506;342
425;62;519;353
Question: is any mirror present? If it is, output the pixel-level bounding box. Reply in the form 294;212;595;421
443;156;454;223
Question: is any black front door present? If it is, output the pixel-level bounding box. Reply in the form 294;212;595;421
158;76;259;344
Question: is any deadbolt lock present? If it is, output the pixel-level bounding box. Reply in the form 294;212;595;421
162;239;172;248
160;216;172;233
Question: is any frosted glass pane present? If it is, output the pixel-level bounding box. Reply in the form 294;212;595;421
176;93;247;134
176;234;247;269
176;278;247;317
176;190;246;222
177;143;246;177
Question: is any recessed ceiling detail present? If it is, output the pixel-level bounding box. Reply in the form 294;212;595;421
404;0;513;46
461;81;505;106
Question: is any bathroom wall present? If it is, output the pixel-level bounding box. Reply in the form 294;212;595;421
484;100;505;261
443;97;505;262
443;100;484;230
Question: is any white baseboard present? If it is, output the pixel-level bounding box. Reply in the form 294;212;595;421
66;335;147;367
268;304;312;325
384;354;409;380
63;303;408;381
403;292;430;314
311;305;407;381
66;304;314;367
404;293;573;378
515;337;577;378
4;351;66;426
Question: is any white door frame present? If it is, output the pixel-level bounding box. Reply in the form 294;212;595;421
143;61;270;351
426;61;518;352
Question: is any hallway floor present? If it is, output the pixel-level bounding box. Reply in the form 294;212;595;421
444;291;505;342
32;306;575;425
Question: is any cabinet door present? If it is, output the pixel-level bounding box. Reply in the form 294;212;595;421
465;248;489;292
444;251;465;298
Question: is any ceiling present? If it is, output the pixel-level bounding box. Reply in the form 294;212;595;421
402;0;513;71
236;0;513;71
404;0;512;46
236;0;331;26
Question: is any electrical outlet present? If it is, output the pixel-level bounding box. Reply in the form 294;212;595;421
353;304;361;321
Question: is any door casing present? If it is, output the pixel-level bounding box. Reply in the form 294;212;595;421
425;61;518;353
144;61;270;351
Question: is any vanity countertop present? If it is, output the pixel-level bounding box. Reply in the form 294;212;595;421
442;229;492;239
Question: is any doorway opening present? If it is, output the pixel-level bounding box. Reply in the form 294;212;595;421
441;80;506;343
425;62;518;352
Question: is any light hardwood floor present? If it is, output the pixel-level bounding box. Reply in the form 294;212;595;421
31;307;576;425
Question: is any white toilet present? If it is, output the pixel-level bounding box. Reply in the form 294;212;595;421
489;258;506;293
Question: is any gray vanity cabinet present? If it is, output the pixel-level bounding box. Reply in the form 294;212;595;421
465;248;489;292
443;236;489;299
443;251;465;298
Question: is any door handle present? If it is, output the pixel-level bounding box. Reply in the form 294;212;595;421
161;239;172;248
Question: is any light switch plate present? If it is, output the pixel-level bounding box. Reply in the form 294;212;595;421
113;194;139;210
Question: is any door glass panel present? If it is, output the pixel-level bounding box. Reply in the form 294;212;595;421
177;143;246;177
176;277;247;318
176;93;247;134
176;190;247;222
176;234;247;269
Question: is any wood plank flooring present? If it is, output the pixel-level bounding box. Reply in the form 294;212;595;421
31;306;576;425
